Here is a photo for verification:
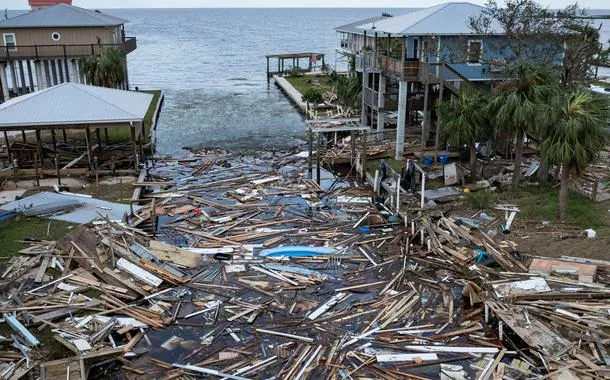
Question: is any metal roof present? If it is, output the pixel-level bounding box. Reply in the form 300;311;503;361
0;191;140;224
335;16;386;34
0;83;153;129
0;4;128;28
338;2;503;37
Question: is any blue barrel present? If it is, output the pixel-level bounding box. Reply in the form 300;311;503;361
439;155;449;165
422;156;434;167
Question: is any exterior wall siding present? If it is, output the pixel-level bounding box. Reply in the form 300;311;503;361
0;26;118;47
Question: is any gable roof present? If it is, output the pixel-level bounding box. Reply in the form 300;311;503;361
337;2;503;36
0;83;153;129
0;4;128;28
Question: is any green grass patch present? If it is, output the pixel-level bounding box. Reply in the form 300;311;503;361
0;215;75;257
285;75;334;97
365;158;405;178
466;189;498;210
500;184;606;228
106;89;162;144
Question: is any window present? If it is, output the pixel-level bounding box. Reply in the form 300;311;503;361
3;33;16;51
467;40;482;64
51;32;61;41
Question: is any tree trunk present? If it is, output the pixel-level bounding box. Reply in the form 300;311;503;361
559;162;569;222
537;161;550;182
469;145;477;179
512;134;524;189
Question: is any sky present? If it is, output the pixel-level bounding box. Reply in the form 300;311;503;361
2;0;609;9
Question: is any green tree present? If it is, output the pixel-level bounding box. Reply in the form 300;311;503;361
540;90;609;221
80;47;126;88
438;90;490;176
488;63;557;188
470;0;610;88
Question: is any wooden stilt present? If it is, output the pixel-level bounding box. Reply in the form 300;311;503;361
104;128;109;146
21;130;26;143
34;129;43;181
55;154;61;186
62;129;67;144
130;125;139;170
350;131;355;167
316;133;321;186
85;127;93;172
51;130;57;151
308;128;313;178
362;131;368;179
435;64;445;162
3;131;11;162
95;128;101;147
421;71;430;151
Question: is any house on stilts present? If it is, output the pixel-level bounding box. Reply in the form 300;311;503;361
0;1;136;103
336;2;528;160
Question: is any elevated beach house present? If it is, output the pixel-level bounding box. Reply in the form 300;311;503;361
0;2;136;103
336;2;520;159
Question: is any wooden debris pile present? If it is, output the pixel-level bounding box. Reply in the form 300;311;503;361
0;147;608;379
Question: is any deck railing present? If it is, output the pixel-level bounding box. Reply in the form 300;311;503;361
0;37;137;60
378;56;419;81
420;62;482;95
362;86;379;108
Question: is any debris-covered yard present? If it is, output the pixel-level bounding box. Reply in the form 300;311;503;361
0;146;609;379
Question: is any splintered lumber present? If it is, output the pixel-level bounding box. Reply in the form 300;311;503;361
117;258;163;287
402;345;499;354
490;302;571;356
34;256;51;283
3;313;40;346
255;329;314;343
172;363;250;380
307;292;348;320
148;240;200;268
375;353;439;362
102;267;149;297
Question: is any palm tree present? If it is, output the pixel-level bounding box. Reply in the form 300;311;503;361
80;47;126;88
540;89;609;221
438;90;490;176
488;63;557;188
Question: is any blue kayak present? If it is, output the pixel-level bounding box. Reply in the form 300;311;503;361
259;246;337;258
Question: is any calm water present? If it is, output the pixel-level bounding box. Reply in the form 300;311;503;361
104;8;400;155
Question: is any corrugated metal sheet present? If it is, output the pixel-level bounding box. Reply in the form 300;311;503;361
341;3;503;36
0;4;127;28
0;192;140;224
0;83;153;128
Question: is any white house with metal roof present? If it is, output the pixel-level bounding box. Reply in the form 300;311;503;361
0;3;136;103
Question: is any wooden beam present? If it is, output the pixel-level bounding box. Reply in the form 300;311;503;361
130;125;138;170
85;127;93;172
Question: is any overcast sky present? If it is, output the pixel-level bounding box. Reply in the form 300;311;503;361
3;0;609;9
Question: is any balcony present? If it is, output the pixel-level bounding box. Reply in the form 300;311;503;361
355;52;380;72
0;37;137;61
379;56;419;81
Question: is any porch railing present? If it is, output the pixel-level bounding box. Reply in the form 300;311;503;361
0;37;137;60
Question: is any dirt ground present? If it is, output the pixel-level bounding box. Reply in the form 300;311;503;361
513;200;610;262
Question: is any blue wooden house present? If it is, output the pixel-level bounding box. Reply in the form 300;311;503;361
335;2;551;158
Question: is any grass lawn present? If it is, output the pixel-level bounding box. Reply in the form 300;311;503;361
285;75;335;97
0;215;75;257
494;184;607;228
106;89;162;144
